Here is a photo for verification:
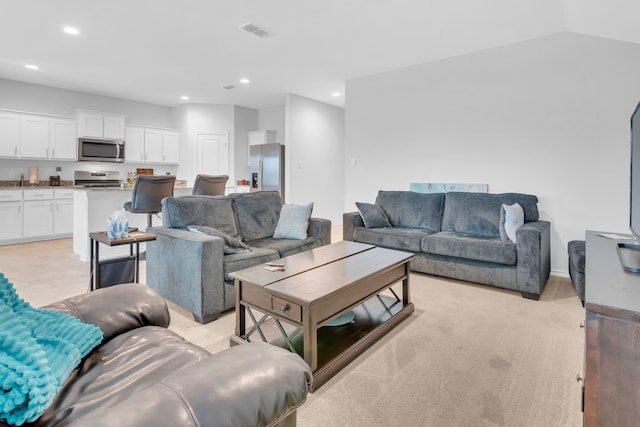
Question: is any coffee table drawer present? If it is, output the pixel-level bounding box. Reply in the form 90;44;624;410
272;297;302;322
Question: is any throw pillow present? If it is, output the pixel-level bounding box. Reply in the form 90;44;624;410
273;203;314;240
187;225;251;254
355;202;391;228
499;203;525;243
0;273;103;425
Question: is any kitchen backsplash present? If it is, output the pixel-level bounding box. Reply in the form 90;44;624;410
0;159;178;182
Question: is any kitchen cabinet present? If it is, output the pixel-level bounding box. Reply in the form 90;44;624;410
124;126;145;162
50;118;77;160
125;126;179;164
0;190;22;241
162;130;179;163
0;113;21;158
248;130;277;146
0;111;77;161
77;110;126;140
144;128;163;163
53;189;74;235
20;115;49;158
23;189;54;239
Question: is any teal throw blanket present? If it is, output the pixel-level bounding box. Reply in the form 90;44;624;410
0;273;103;425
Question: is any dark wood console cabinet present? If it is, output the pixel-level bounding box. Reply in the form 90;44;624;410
584;231;640;426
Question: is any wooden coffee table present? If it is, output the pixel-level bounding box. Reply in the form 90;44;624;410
230;241;414;390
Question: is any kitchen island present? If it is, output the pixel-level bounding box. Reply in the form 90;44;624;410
73;186;192;261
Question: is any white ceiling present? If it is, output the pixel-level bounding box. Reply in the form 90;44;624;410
1;0;639;110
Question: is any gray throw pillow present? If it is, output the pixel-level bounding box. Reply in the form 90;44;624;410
356;202;391;228
499;203;524;243
187;225;251;254
273;203;314;240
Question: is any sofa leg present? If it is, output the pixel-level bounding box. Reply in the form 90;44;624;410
521;292;540;301
193;312;220;324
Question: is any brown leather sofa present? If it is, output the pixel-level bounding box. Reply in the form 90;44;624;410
1;284;311;427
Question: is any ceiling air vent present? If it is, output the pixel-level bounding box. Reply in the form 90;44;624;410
221;84;236;90
239;22;274;39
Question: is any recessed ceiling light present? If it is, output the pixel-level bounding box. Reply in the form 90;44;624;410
331;92;340;97
240;78;250;84
25;64;39;70
63;27;80;35
180;96;190;100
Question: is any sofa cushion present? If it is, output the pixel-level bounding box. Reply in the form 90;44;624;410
187;225;251;254
356;202;391;228
231;192;282;241
422;232;517;265
354;227;436;252
375;191;444;231
499;203;524;243
248;236;324;258
273;203;314;240
223;247;280;281
162;196;239;238
441;192;539;237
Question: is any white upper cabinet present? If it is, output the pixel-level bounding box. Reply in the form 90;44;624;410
49;118;77;160
0;112;77;161
248;130;277;146
162;130;179;164
77;111;104;138
125;126;145;162
104;114;126;140
144;128;163;163
0;113;21;158
125;126;179;164
76;110;126;140
20;115;49;158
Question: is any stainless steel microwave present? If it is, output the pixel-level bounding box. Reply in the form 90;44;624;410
77;138;125;162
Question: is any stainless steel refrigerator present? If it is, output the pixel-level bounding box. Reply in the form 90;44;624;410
250;143;285;196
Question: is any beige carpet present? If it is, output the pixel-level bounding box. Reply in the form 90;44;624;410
1;239;584;426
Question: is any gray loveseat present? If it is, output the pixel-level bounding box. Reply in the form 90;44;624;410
147;191;332;323
343;191;551;299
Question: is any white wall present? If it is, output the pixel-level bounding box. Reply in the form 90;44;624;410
345;31;640;275
0;78;174;127
258;106;286;143
233;106;258;184
172;104;234;186
285;93;345;224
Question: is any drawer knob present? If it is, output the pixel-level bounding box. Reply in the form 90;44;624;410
576;374;583;383
280;304;289;313
579;322;585;329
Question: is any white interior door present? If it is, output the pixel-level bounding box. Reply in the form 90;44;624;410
197;132;229;176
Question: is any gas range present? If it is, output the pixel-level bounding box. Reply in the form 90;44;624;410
74;171;121;187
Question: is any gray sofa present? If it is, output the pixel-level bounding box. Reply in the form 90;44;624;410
147;191;332;323
343;191;551;299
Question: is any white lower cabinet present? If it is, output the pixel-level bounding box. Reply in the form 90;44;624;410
23;190;54;238
53;189;74;235
0;190;22;240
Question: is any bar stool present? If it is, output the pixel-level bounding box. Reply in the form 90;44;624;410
192;174;228;196
124;175;176;229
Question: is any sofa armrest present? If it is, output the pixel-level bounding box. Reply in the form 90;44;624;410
80;342;312;427
44;284;170;342
146;226;227;323
343;211;364;241
308;217;332;245
516;220;551;296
